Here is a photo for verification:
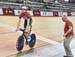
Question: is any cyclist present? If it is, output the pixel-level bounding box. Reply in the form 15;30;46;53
16;6;32;45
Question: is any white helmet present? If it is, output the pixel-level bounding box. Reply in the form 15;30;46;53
22;6;28;10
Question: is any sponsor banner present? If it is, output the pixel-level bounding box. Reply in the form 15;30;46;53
58;12;63;16
41;11;53;16
0;8;75;16
46;12;49;16
14;10;33;16
41;11;47;16
14;10;22;15
2;8;14;15
0;8;3;14
71;12;75;16
53;12;58;16
27;11;33;16
62;12;67;16
67;11;71;16
58;12;71;16
46;12;52;16
33;9;41;16
48;12;53;16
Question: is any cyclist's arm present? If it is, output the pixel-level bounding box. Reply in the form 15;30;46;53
29;16;32;26
16;18;21;31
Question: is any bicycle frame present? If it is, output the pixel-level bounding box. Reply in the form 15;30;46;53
19;26;31;42
16;25;36;51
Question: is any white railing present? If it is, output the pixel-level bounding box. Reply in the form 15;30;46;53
0;1;44;5
0;1;43;8
23;1;44;5
0;2;23;6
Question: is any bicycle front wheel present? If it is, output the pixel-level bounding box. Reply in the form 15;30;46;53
16;36;24;51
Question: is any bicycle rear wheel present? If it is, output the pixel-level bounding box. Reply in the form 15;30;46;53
29;33;36;48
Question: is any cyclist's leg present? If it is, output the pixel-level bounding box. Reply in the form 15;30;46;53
29;17;32;33
24;20;27;30
24;20;29;45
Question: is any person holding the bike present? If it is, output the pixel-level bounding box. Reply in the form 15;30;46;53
62;15;74;57
16;6;32;45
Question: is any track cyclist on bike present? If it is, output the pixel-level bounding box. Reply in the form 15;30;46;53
16;6;32;45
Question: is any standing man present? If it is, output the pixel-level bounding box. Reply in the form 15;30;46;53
62;15;74;57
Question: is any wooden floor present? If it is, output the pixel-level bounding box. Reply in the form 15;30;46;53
0;16;75;57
